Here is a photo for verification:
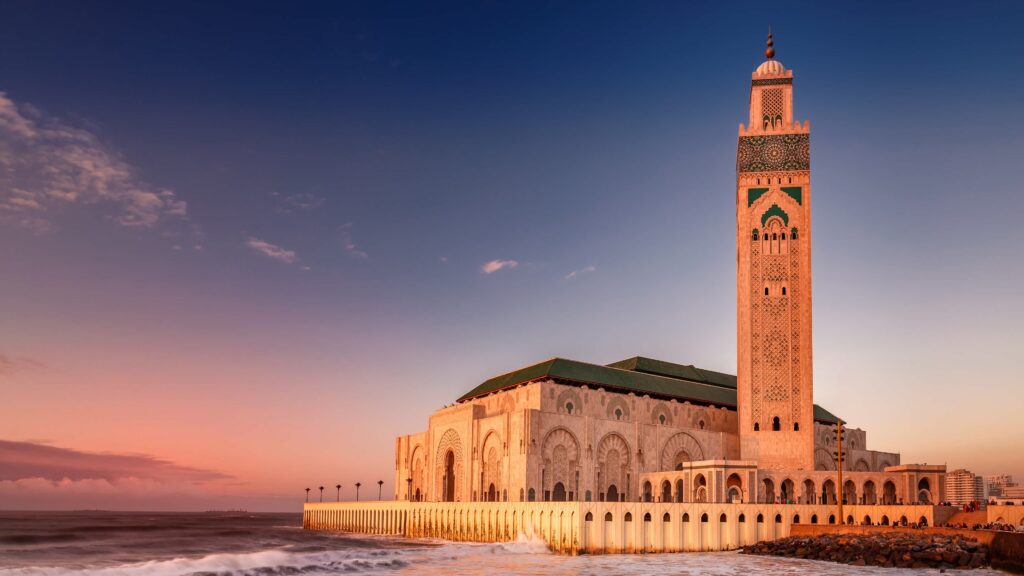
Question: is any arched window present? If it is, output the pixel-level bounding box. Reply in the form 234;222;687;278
528;488;536;502
738;513;746;523
754;422;760;431
659;414;666;425
700;513;709;523
624;512;633;522
614;408;623;420
565;402;573;414
663;512;671;522
791;228;799;240
794;514;801;524
698;420;706;430
781;233;786;240
772;416;780;431
772;233;777;240
782;287;787;296
604;512;613;521
764;287;769;296
720;513;728;523
585;512;593;521
752;228;760;240
643;512;651;522
793;422;799;431
757;513;764;523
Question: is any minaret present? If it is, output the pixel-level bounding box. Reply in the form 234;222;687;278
736;32;814;471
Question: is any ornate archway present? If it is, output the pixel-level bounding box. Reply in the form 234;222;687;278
596;433;630;502
542;427;580;501
435;429;464;502
660;432;705;471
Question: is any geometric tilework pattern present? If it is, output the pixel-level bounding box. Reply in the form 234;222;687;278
737;134;810;173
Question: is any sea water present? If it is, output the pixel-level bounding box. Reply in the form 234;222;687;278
0;512;1008;575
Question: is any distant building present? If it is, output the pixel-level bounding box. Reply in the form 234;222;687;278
946;469;985;506
986;474;1016;498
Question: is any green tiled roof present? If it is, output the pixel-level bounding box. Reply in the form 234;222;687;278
457;356;842;424
607;356;737;389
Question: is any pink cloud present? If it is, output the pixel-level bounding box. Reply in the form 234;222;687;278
246;237;298;264
0;440;231;483
481;259;519;274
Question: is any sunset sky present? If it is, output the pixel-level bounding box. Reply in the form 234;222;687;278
1;1;1022;511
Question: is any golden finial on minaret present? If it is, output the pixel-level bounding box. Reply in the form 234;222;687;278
765;27;775;59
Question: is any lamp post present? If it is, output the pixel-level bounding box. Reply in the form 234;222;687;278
832;420;844;524
319;486;324;503
305;487;310;503
378;480;384;501
355;482;362;501
336;484;342;502
406;478;413;501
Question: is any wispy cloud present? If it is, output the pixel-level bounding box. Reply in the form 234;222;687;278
564;265;596;280
341;223;368;260
0;91;187;231
481;259;519;274
272;192;324;214
0;353;44;377
0;440;231;483
246;237;297;264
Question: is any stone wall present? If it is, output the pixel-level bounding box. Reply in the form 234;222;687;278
303;501;935;555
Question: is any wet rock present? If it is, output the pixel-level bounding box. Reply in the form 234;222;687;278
741;532;990;570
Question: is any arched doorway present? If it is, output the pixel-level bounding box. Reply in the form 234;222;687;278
553;482;567;502
863;480;877;505
727;473;743;503
780;479;795;503
917;478;931;504
883;480;897;504
693;474;708;502
643;481;653;502
802;479;816;504
822;479;836;505
843;480;856;505
606;484;619;503
443;450;456;502
661;480;672;502
675;479;684;503
487;483;496;502
762;478;776;503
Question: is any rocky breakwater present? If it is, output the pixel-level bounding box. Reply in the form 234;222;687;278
742;533;990;570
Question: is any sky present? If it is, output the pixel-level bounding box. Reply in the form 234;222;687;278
1;1;1022;512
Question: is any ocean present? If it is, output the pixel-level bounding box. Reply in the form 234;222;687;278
0;512;1008;575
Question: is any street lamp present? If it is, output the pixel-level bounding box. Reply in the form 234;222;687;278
378;480;384;501
355;482;362;501
305;487;310;503
319;486;324;503
832;420;845;524
336;484;342;502
406;478;413;501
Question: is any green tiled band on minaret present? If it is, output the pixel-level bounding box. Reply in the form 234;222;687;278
747;188;769;206
781;186;802;204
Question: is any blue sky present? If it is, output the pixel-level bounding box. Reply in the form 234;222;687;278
0;1;1022;510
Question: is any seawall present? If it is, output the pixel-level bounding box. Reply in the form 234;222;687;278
303;501;936;554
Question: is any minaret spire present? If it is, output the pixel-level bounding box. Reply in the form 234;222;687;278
765;27;775;59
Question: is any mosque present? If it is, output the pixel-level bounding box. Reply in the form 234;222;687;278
392;33;946;511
